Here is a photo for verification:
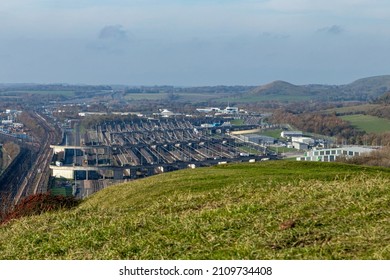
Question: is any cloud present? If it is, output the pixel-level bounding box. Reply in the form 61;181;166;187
86;25;134;55
317;25;344;35
99;25;130;41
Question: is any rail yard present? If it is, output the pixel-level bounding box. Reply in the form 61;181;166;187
50;115;274;197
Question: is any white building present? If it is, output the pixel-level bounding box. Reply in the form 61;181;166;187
297;146;376;162
196;108;222;113
281;131;303;138
239;134;275;145
1;120;13;125
223;107;239;114
196;106;239;115
292;142;309;150
291;136;314;145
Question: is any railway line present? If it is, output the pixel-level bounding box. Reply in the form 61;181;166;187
12;112;62;205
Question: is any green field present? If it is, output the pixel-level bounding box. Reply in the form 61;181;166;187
267;146;297;153
340;114;390;133
1;161;390;259
259;129;283;139
50;187;73;196
231;119;245;126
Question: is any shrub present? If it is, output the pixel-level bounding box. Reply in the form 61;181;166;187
0;193;79;225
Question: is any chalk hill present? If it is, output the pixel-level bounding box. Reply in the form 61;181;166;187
1;161;390;259
242;75;390;102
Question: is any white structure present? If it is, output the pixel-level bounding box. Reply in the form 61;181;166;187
291;136;314;145
196;108;222;113
239;134;275;145
281;131;303;138
78;112;107;117
291;136;314;150
297;146;376;162
223;107;239;114
160;109;174;117
292;142;309;150
196;106;239;114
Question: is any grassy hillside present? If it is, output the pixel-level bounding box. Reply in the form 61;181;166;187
1;161;390;259
345;75;390;95
340;114;390;133
235;81;318;102
230;75;390;103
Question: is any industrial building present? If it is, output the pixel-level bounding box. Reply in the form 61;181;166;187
238;134;275;145
292;142;309;150
296;146;376;162
281;131;303;138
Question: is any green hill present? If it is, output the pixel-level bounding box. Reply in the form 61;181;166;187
233;75;390;102
1;161;390;259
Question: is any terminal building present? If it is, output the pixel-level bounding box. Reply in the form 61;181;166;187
296;146;376;162
238;134;275;145
281;131;303;138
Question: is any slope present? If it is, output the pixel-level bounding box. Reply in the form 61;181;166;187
233;75;390;102
1;161;390;259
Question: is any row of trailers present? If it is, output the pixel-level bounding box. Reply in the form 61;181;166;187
84;119;196;147
113;137;263;167
63;118;270;181
67;137;268;181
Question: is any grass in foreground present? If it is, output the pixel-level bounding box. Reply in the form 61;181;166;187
1;161;390;259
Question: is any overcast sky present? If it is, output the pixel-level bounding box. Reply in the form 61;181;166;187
0;0;389;86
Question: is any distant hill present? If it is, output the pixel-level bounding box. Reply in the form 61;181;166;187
1;161;390;259
237;75;390;102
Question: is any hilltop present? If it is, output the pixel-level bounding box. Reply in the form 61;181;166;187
237;75;390;102
1;161;390;260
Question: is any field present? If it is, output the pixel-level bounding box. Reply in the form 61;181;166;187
259;129;283;139
230;119;245;125
340;114;390;133
50;187;73;196
1;161;390;259
267;146;297;153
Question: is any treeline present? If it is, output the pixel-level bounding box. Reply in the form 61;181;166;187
366;105;390;120
271;109;390;145
0;84;112;92
271;109;363;139
18;112;46;140
364;91;390;119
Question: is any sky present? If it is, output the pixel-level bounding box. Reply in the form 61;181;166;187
0;0;390;86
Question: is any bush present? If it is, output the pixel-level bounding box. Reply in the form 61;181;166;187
336;146;390;167
0;193;79;225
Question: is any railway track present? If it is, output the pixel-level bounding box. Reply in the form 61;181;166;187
13;112;61;204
